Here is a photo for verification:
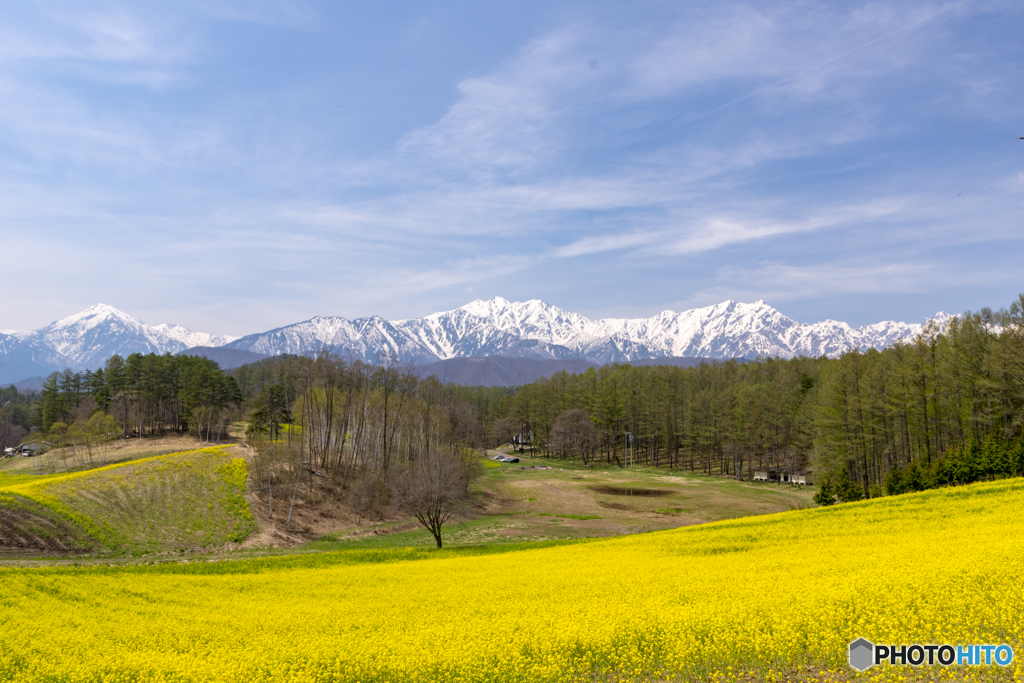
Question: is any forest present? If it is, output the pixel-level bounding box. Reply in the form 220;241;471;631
0;353;241;455
3;294;1023;499
231;294;1024;498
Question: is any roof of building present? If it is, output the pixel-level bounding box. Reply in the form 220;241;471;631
753;467;812;475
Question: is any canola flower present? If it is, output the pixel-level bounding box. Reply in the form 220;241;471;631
0;477;1022;681
0;447;255;552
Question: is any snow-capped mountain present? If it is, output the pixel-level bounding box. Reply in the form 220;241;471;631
151;324;238;349
25;304;190;370
0;298;950;384
0;305;232;382
0;332;74;386
226;297;948;364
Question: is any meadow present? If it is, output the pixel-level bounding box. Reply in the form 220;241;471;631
1;474;1021;681
314;449;815;550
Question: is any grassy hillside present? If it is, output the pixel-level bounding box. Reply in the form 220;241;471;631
1;478;1020;681
0;434;216;475
304;449;816;551
0;446;256;555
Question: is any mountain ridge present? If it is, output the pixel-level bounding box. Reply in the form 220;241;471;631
0;298;949;384
226;297;947;364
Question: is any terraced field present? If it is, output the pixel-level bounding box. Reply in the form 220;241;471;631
0;446;256;555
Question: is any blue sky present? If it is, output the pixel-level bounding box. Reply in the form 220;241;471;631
1;0;1022;335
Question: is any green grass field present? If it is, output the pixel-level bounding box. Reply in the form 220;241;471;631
304;451;815;551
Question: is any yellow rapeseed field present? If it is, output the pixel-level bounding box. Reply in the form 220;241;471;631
1;476;1022;682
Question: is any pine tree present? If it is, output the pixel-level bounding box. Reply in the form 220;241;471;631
832;467;864;503
813;476;836;506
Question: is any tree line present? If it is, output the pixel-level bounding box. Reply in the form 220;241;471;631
7;293;1024;504
455;295;1024;498
0;353;242;450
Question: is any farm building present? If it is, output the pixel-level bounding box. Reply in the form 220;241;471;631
17;441;50;457
752;467;813;485
512;423;533;454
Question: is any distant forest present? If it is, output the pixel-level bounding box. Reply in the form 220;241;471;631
3;294;1024;499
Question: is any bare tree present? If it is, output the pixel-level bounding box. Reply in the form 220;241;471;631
348;469;389;525
375;349;414;472
389;449;479;548
0;421;26;450
445;399;480;450
550;409;598;465
489;417;516;449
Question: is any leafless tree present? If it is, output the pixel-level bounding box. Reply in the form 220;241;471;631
550;409;598;465
445;398;480;450
190;405;227;443
489;417;517;449
388;449;480;548
347;469;389;524
249;437;305;526
0;421;26;450
375;349;414;472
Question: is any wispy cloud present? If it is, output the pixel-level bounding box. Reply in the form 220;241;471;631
0;1;1021;333
677;257;1018;316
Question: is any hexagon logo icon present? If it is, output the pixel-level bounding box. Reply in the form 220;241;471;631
849;638;874;671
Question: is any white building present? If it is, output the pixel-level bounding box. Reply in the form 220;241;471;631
752;467;813;485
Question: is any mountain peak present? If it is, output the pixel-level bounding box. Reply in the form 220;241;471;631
47;303;143;333
0;298;950;384
452;297;571;320
152;323;239;348
80;303;131;318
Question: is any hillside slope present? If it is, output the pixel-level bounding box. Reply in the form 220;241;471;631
0;478;1019;681
409;355;719;386
0;447;256;554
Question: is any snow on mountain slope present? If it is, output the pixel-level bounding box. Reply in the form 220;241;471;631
24;304;188;370
227;298;947;364
152;324;238;349
2;305;232;377
2;299;951;384
0;332;76;384
227;316;416;361
428;297;594;347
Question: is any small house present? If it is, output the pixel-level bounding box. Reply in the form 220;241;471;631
512;423;533;454
17;441;50;457
752;467;813;485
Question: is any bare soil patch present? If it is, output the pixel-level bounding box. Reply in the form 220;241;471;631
0;496;93;555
